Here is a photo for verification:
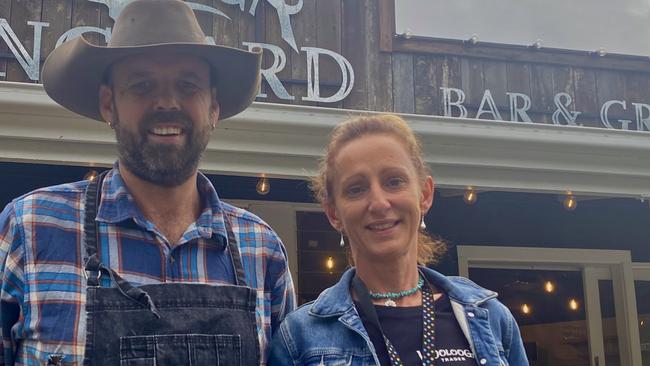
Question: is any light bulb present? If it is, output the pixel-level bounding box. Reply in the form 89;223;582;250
325;256;334;271
521;304;531;315
544;281;555;293
463;187;477;204
569;299;579;311
84;170;99;181
256;176;270;195
563;194;577;211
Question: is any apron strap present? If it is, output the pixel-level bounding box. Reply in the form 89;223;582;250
221;213;248;287
82;170;161;318
83;171;108;286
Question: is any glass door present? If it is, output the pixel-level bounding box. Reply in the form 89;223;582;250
458;246;643;366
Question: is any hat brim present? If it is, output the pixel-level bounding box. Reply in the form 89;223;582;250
42;36;262;121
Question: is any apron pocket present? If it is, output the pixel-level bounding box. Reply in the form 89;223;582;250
120;334;242;366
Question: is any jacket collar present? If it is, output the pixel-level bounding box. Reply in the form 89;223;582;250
309;266;498;317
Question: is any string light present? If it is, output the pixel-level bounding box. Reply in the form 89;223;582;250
521;303;531;315
544;281;555;293
256;175;270;195
84;170;99;181
463;187;477;205
325;256;334;273
569;298;579;311
563;192;577;211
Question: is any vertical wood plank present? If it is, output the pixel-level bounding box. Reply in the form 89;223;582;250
41;1;73;77
290;0;315;105
392;53;414;113
624;72;650;131
573;67;599;127
461;58;484;109
264;0;292;104
341;0;367;110
315;0;342;108
506;62;531;96
551;66;576;124
378;0;394;52
596;71;630;124
72;0;101;45
0;1;12;80
6;0;42;82
213;0;241;48
483;60;508;108
366;0;392;111
529;65;554;116
97;0;111;47
192;0;215;41
439;56;462;116
249;1;266;99
414;55;440;116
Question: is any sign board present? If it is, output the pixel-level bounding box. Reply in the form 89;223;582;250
0;0;355;104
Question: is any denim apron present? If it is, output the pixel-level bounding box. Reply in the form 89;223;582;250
79;173;259;366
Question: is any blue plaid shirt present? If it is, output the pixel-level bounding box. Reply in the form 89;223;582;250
0;167;295;365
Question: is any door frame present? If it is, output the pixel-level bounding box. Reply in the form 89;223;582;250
457;245;642;366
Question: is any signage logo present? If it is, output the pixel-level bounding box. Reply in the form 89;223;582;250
441;87;650;132
0;0;354;104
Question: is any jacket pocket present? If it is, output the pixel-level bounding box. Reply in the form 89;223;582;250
299;350;374;366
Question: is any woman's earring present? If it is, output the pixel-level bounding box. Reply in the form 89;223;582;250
420;217;426;230
339;231;345;247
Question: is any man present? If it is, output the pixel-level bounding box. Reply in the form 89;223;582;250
0;1;295;365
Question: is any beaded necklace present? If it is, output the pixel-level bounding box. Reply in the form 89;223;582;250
368;276;425;307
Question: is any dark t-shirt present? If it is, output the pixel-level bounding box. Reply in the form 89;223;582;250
355;294;476;366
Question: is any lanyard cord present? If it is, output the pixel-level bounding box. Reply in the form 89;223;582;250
352;275;437;366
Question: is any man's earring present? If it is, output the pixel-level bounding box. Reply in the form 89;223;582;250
211;123;216;130
420;217;426;230
107;121;113;129
339;231;345;247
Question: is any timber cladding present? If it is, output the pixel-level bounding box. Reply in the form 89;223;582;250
1;0;649;131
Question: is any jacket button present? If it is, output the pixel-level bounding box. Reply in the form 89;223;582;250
467;312;475;318
479;358;487;365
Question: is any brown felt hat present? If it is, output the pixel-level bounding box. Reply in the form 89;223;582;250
42;0;261;121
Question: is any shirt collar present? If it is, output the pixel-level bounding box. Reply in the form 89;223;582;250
95;164;228;243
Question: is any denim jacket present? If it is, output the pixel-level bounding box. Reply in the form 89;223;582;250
269;267;529;366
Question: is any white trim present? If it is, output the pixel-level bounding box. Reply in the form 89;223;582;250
1;82;650;198
583;267;607;366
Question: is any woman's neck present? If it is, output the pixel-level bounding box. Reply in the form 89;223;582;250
355;257;422;307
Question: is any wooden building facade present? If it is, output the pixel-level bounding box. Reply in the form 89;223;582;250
0;1;649;365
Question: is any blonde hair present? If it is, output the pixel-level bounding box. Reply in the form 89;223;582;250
311;114;446;264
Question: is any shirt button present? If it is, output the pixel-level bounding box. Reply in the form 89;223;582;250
480;358;487;365
467;312;475;318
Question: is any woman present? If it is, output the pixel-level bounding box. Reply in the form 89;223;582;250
269;115;528;366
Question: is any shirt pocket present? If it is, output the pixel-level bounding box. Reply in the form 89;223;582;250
299;350;375;366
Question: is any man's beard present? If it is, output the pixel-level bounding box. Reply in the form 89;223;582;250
112;107;211;187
